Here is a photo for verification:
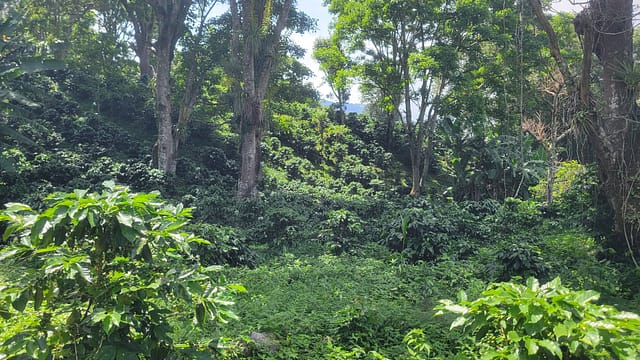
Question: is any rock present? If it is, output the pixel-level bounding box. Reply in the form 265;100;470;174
249;331;279;354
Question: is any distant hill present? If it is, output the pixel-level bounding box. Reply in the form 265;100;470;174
320;100;366;114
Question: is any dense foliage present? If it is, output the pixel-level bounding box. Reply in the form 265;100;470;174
0;183;241;358
437;278;640;359
1;0;639;359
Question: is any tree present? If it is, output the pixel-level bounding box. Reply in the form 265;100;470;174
175;0;220;161
1;10;62;171
229;0;311;198
149;0;192;174
14;0;96;60
521;72;571;205
328;0;464;196
313;37;352;123
530;0;638;251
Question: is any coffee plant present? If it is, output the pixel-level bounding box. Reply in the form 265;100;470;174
435;277;640;359
0;182;241;359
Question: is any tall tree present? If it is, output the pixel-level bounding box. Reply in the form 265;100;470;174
530;0;638;249
329;0;456;196
151;0;192;175
175;0;220;155
229;0;298;198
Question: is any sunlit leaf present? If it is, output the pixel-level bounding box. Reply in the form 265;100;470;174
537;339;562;357
525;338;539;355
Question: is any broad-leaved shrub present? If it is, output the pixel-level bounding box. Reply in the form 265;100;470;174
436;277;640;359
0;182;241;359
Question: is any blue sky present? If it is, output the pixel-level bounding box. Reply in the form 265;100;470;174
292;0;334;101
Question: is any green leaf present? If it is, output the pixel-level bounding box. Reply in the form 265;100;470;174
73;189;88;199
450;316;467;329
507;331;520;342
102;315;115;335
11;289;29;312
575;290;600;305
2;224;18;242
74;263;93;283
553;323;570;339
116;212;134;227
67;309;81;326
87;210;96;227
30;218;50;243
4;202;32;212
201;265;223;273
227;284;248;293
195;303;205;325
525;338;539;355
537;339;562;357
34;286;43;311
140;244;152;263
0;247;21;261
581;328;601;346
119;223;138;243
443;304;469;314
102;180;116;190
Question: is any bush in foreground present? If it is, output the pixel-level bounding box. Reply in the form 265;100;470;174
0;182;242;359
435;277;640;359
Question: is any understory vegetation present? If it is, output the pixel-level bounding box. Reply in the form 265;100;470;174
2;0;640;359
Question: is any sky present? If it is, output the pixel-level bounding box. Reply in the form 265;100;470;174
291;0;601;104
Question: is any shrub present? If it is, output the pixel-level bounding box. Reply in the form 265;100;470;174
493;197;543;235
381;200;490;262
188;223;256;267
0;182;240;359
435;277;640;359
319;209;364;254
497;240;551;281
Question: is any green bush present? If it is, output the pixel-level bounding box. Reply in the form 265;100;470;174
435;277;640;359
319;209;364;254
381;200;491;262
497;240;551;281
493;198;543;235
189;223;256;267
0;182;240;359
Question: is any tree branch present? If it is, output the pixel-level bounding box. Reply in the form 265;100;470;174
528;0;576;92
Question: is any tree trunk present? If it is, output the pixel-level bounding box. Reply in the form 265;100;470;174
546;149;557;205
230;0;294;198
120;0;155;81
409;147;422;196
154;48;176;174
582;0;635;235
136;36;153;81
237;99;262;198
151;0;191;174
531;0;637;246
